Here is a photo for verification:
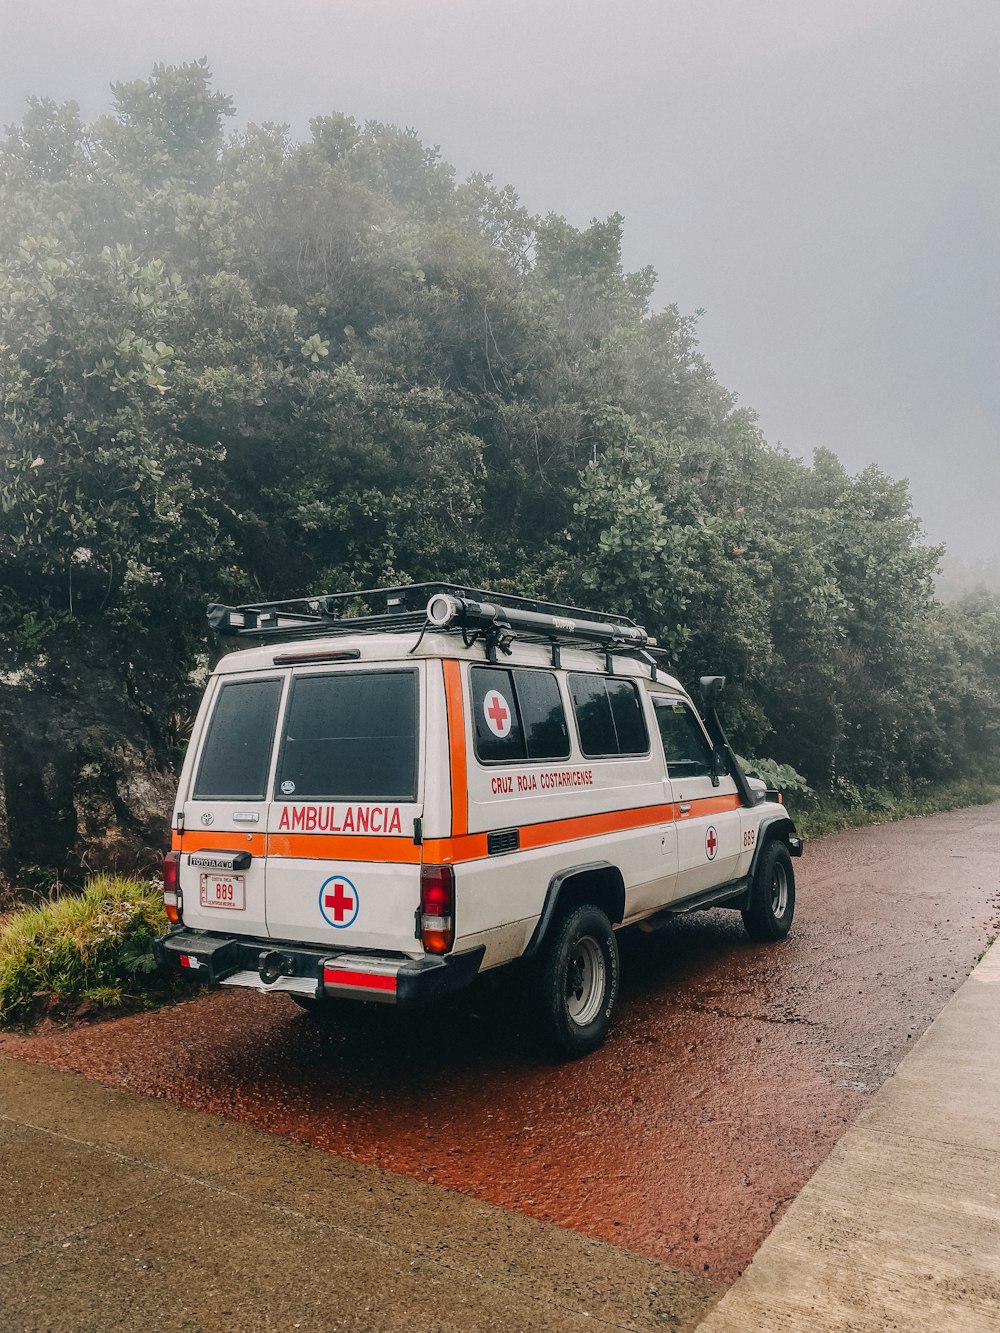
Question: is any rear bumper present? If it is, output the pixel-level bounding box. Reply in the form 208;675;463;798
154;929;485;1008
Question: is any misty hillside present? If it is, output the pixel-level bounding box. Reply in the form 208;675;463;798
1;60;999;890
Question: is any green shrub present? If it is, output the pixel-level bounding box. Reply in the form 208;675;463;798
790;777;1000;838
737;755;814;798
0;875;173;1026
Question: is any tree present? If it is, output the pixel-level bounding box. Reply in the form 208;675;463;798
0;56;993;893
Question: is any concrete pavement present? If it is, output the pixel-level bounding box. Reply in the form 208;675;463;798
696;940;1000;1331
0;1054;721;1333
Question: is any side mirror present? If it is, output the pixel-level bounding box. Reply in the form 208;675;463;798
710;746;727;787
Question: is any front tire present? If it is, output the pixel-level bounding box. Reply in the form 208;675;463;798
538;904;619;1058
742;839;795;941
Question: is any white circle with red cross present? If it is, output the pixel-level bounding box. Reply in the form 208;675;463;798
319;874;359;929
705;825;719;861
483;689;513;738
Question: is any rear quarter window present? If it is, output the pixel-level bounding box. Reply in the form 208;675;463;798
471;666;570;763
276;669;418;801
569;674;649;758
193;678;283;800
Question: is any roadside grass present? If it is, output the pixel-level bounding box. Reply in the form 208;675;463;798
0;875;177;1028
789;778;1000;838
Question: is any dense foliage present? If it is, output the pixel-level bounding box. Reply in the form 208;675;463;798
2;60;999;795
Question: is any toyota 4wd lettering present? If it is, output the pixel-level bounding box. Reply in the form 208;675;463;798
155;583;803;1059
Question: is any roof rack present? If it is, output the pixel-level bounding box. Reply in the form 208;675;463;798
207;581;667;676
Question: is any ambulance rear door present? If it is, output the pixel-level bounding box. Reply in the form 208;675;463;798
179;674;284;938
263;665;425;955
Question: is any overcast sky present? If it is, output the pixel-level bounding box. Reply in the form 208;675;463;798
3;0;998;560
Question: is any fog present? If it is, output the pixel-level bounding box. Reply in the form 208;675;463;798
2;0;997;558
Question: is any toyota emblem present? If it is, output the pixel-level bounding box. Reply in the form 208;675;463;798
201;812;214;826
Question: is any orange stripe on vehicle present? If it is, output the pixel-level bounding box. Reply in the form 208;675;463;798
267;834;421;863
443;659;468;838
179;832;267;855
521;802;672;850
422;832;491;863
675;793;743;818
423;801;673;865
176;794;743;866
323;968;397;993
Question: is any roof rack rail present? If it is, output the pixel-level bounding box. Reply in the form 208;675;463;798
207;580;664;674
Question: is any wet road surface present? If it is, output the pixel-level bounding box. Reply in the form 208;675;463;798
4;804;1000;1282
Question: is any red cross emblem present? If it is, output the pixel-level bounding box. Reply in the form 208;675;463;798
705;825;718;861
484;689;512;738
319;875;359;928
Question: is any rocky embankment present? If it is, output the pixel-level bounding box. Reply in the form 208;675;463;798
0;651;173;903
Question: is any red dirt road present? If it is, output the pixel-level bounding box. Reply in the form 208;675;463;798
4;805;1000;1282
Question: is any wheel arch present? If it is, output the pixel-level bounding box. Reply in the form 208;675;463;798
748;812;800;882
522;861;626;963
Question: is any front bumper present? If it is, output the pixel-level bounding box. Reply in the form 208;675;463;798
154;929;485;1008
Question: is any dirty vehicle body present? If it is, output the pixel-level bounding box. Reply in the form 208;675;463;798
156;584;802;1057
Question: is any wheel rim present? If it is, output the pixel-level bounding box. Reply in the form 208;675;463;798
771;862;789;917
565;934;605;1027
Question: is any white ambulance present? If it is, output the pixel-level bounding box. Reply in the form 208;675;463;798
156;584;802;1057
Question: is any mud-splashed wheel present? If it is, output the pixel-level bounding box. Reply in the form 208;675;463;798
742;839;796;942
539;903;619;1059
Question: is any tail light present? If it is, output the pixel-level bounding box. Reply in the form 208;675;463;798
163;850;182;924
420;864;454;954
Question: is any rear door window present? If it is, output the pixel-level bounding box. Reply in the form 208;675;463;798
569;674;649;758
275;669;418;801
194;678;282;800
471;666;570;763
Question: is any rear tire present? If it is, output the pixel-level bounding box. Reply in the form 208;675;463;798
742;839;795;941
538;904;619;1059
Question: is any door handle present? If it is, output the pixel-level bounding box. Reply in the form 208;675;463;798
679;802;692;814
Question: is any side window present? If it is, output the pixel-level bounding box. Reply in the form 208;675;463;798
516;669;570;760
471;667;524;763
194;678;282;800
569;674;649;758
471;667;570;763
653;698;714;779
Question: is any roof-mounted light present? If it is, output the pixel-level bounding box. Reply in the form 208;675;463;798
427;593;462;628
424;593;648;647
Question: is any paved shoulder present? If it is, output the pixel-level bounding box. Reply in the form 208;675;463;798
696;943;1000;1331
0;1055;721;1333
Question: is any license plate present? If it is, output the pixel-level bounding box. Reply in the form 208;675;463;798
199;873;246;910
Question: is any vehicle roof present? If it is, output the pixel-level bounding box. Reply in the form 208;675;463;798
212;631;688;694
